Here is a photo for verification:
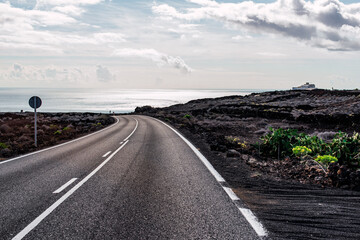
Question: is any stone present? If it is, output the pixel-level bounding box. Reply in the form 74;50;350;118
0;148;11;157
0;124;11;133
226;149;240;158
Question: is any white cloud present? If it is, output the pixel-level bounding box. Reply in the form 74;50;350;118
256;52;287;57
2;63;85;83
113;48;193;73
52;5;85;16
0;2;76;28
94;33;127;43
35;0;104;8
96;65;113;82
153;0;360;51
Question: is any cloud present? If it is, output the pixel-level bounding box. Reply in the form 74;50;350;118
0;2;76;28
0;3;128;53
93;33;126;43
52;5;85;16
113;48;193;73
35;0;104;8
152;0;360;51
3;63;85;83
96;65;113;82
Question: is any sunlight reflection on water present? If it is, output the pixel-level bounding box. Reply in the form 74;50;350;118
0;88;267;113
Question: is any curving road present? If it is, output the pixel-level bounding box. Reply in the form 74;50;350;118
0;116;265;239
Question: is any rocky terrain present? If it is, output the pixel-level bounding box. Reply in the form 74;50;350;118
0;112;114;160
135;89;360;239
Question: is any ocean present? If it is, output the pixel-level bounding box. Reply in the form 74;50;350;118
0;88;267;113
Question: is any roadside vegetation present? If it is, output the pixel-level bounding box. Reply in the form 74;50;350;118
260;128;360;169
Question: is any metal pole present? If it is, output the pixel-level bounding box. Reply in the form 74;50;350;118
34;98;37;147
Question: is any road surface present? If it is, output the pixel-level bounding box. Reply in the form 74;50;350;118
0;116;266;239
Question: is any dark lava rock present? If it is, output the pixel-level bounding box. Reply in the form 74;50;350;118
226;149;240;158
0;124;11;133
0;148;12;157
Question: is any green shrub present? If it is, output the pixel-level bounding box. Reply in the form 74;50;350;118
260;128;360;168
292;146;312;156
261;127;299;158
63;127;70;131
0;142;8;149
183;114;191;119
315;155;338;165
54;130;62;135
225;136;248;149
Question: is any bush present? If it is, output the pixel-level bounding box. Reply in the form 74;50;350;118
54;130;62;135
292;146;312;157
261;127;299;158
0;142;8;149
260;128;360;168
183;114;191;119
315;155;338;166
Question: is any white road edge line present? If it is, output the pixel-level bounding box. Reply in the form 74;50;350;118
239;208;267;237
13;141;130;240
123;118;138;142
153;117;267;238
12;117;138;240
102;151;112;158
153;118;225;182
1;117;120;166
223;187;240;201
53;178;78;194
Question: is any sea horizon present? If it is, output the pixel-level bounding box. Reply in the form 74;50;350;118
0;88;274;113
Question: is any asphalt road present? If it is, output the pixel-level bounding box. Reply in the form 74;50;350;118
0;116;265;239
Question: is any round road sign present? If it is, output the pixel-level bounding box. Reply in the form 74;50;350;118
29;96;42;109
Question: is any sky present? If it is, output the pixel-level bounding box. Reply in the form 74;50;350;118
0;0;359;90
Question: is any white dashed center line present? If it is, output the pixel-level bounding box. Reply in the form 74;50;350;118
102;151;111;158
53;178;78;194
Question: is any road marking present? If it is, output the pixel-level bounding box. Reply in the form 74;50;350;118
53;178;77;194
238;208;267;237
0;117;120;166
123;118;138;142
120;142;123;145
153;118;225;182
153;117;267;238
102;151;111;158
12;118;139;240
13;141;130;240
223;187;240;201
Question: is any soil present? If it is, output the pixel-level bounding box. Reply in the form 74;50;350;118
134;89;360;239
0;112;115;160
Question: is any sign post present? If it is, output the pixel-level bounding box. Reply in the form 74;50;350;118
29;96;42;147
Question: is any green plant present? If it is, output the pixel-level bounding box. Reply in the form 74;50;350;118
225;136;248;149
315;155;338;165
63;127;70;131
0;142;8;149
261;127;299;158
54;130;62;135
328;131;360;167
183;114;191;119
292;146;312;157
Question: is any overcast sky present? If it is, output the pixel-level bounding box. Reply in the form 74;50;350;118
1;0;359;90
